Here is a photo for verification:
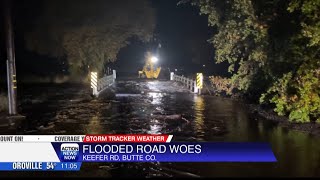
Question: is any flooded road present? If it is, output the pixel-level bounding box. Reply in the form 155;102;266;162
1;80;320;177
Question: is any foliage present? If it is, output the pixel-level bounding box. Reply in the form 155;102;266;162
261;61;320;122
185;0;320;123
288;0;320;47
261;0;320;122
209;76;234;96
186;0;272;91
25;0;155;77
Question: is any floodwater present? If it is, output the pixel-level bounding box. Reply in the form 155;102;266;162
1;80;320;177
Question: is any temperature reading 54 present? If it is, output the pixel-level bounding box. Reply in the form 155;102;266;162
46;162;56;170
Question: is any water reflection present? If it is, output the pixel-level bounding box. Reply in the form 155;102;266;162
85;116;103;134
148;123;162;134
148;92;164;105
191;96;320;177
193;95;205;139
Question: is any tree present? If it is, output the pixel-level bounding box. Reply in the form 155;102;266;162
184;0;320;122
261;0;320;122
25;0;155;78
182;0;272;92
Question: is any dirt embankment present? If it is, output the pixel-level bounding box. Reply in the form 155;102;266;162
248;104;320;136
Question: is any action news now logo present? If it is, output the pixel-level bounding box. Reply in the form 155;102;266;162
60;143;79;162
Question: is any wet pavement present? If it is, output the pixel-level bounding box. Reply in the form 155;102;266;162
1;80;320;177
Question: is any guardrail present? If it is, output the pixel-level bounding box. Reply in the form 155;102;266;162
170;72;199;94
91;70;116;97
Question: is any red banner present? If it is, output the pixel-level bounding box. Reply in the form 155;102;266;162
83;134;173;143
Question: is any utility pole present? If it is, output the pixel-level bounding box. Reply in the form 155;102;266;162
4;0;17;115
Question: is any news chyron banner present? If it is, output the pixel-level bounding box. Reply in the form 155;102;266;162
0;135;277;171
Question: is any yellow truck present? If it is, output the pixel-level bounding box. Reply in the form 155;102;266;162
139;52;161;79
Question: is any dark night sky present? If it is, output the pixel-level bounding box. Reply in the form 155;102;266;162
1;0;229;81
115;0;228;76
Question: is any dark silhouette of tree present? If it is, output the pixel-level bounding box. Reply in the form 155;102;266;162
25;0;156;77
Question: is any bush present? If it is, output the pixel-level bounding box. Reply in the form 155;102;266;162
260;61;320;123
209;76;235;96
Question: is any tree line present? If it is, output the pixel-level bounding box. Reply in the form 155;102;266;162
182;0;319;123
25;0;155;79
